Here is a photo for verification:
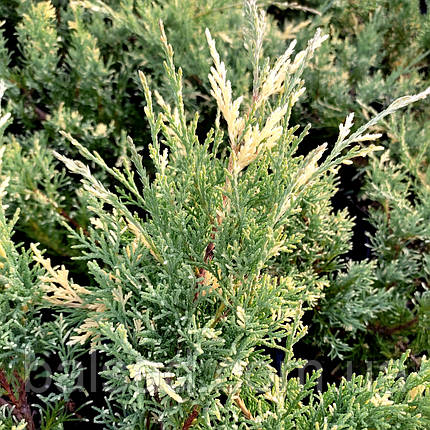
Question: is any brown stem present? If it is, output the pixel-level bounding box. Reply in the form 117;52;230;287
14;371;35;430
0;398;12;408
193;232;216;302
194;4;239;20
57;207;89;236
33;105;49;121
210;303;229;328
33;188;89;236
0;370;35;430
55;4;61;25
234;396;253;420
371;316;418;336
7;78;49;122
0;370;18;405
182;405;200;430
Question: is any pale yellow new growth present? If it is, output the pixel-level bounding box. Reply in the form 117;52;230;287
254;39;297;109
0;176;9;201
295;143;327;189
127;359;184;403
68;317;101;349
337;113;384;153
0;242;5;270
277;143;327;218
139;70;187;157
200;269;221;296
89;216;104;230
127;220;163;263
408;384;426;401
0;78;7;100
0;111;10;130
32;242;106;347
234;104;289;174
54;150;111;202
351;133;383;143
0;144;6;173
11;421;27;430
31;243;105;311
206;27;328;178
112;284;132;307
280;20;311;40
369;392;394;407
386;87;430;112
206;28;291;175
29;0;56;21
206;28;244;150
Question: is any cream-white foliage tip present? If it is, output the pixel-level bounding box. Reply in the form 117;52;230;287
206;26;328;177
235;104;289;174
11;421;27;430
338;113;355;142
31;243;105;312
128;360;184;403
0;80;11;130
370;392;394;407
0;177;9;201
296;143;327;189
255;39;297;109
290;28;328;74
0;112;10;130
341;86;430;151
0;79;7;100
206;28;244;149
53;149;111;201
386;86;430;112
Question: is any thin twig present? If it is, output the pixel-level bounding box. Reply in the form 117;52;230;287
234;396;253;420
270;2;321;16
0;370;35;430
182;405;200;430
371;316;418;336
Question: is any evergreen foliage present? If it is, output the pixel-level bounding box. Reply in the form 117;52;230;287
0;0;429;428
281;0;430;363
0;0;284;256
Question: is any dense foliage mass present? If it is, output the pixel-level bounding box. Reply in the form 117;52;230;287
291;0;430;363
0;1;429;428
